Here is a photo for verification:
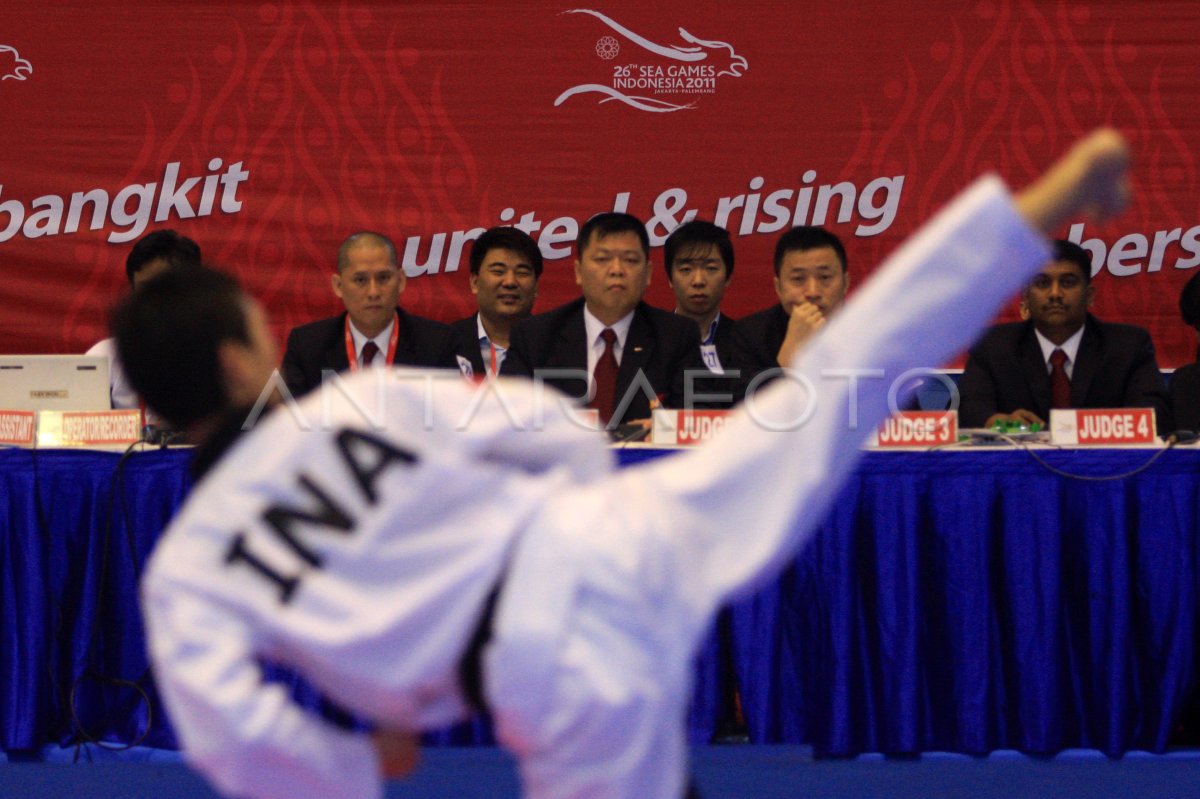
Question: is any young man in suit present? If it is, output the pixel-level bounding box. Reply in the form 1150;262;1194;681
958;238;1170;430
731;226;849;394
280;231;461;398
663;220;740;407
451;227;542;379
501;212;707;428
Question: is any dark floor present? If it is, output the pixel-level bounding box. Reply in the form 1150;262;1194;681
5;745;1200;799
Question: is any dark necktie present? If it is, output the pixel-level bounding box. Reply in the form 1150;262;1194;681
590;328;618;426
1049;348;1071;409
361;340;380;367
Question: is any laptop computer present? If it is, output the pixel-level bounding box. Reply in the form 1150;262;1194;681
0;355;112;411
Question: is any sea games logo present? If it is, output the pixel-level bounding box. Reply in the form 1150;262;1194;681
554;9;747;113
0;45;33;81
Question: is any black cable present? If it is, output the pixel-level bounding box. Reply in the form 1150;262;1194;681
1014;436;1176;481
29;445;73;746
68;440;155;759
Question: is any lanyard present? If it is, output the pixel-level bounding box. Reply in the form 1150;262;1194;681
344;312;400;371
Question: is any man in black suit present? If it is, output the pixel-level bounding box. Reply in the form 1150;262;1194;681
501;212;706;427
958;238;1170;430
281;231;461;398
731;226;849;394
451;227;542;379
1170;270;1200;432
663;220;740;407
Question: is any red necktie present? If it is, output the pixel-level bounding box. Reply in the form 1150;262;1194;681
590;328;618;426
361;340;380;366
1049;348;1071;409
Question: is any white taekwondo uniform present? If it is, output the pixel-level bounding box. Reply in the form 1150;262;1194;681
141;176;1049;799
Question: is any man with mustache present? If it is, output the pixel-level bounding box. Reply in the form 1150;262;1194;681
958;238;1170;431
281;231;462;398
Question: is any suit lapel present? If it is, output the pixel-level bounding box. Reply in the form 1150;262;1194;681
713;313;736;368
1018;323;1051;417
559;307;589;371
326;314;351;372
456;316;487;375
1070;318;1101;406
392;307;416;365
616;306;655;409
549;306;590;400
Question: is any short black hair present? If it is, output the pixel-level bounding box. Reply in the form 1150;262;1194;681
1051;239;1093;286
773;226;847;277
663;220;734;281
125;229;201;285
111;266;251;428
1180;270;1200;330
468;226;544;278
576;212;649;259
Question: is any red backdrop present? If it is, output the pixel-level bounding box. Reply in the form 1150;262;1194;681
2;1;1198;365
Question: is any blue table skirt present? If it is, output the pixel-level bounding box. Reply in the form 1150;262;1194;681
3;445;1198;756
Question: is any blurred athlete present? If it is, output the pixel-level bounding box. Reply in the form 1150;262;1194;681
113;130;1130;799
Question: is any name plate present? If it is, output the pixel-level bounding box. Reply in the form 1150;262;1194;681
0;410;36;446
651;409;732;445
1050;407;1156;445
37;410;143;448
871;411;958;448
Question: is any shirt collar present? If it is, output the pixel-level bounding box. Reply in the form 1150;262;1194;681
348;314;396;356
672;310;721;345
701;312;721;345
583;304;635;349
1033;323;1085;368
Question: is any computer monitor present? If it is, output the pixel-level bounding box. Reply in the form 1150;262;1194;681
0;355;112;411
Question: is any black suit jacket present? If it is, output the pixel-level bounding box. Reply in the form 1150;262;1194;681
501;298;707;424
1169;362;1200;433
727;304;788;396
450;315;487;377
281;308;462;398
958;315;1171;430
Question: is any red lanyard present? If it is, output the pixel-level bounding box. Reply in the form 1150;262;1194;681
344;312;400;371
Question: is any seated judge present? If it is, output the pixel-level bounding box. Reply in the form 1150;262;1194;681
730;226;849;393
501;212;706;428
451;226;542;379
664;220;739;360
958;238;1170;430
1169;271;1200;432
281;231;461;398
87;229;201;409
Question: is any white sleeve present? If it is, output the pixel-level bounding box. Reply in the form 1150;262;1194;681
86;337;139;410
447;376;616;482
143;578;382;799
640;175;1052;606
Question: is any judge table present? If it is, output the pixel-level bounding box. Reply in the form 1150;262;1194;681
2;443;1198;757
